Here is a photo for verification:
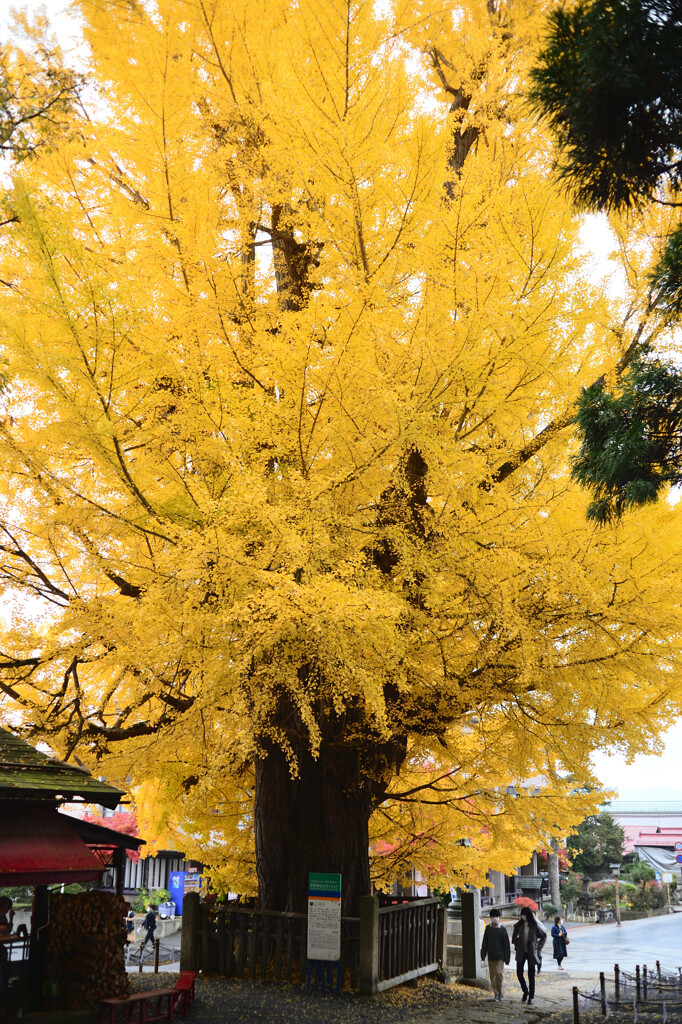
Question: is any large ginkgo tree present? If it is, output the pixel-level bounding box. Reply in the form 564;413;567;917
1;0;682;913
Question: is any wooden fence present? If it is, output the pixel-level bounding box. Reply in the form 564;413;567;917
376;897;441;992
192;904;361;989
181;894;447;996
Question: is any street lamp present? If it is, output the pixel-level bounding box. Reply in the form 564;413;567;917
610;863;622;927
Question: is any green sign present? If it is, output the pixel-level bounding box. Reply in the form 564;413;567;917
308;872;342;897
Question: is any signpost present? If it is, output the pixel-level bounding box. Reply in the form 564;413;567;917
307;872;342;960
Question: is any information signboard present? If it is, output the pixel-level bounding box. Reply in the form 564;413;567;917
307;872;342;961
662;872;674;883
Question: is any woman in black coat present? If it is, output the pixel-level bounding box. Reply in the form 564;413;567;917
511;906;547;1006
551;915;568;969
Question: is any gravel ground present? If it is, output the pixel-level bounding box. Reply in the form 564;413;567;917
36;966;682;1024
128;972;489;1024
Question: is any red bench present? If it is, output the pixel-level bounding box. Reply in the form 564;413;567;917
97;988;177;1024
98;973;197;1024
171;972;197;1018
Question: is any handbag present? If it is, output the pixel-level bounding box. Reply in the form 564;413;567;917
564;934;570;945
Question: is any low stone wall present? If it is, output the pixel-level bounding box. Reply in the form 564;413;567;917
619;907;672;922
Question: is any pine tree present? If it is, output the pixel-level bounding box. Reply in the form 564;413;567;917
530;0;682;517
568;813;626;876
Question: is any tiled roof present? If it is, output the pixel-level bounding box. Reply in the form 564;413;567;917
602;800;682;814
0;728;123;809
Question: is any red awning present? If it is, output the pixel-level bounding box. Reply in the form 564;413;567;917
0;802;106;885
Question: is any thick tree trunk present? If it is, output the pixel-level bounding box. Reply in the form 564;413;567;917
548;839;562;911
254;737;375;916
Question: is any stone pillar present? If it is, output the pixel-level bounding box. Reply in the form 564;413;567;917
460;890;489;988
180;891;200;972
358;895;379;997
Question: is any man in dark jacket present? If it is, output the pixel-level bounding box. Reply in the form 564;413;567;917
140;905;157;953
480;908;511;1001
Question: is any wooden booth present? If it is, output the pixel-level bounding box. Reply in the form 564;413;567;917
0;729;145;1012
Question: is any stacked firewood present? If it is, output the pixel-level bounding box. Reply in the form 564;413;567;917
44;892;130;1007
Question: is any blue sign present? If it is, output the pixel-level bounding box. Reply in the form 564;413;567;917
169;871;184;914
676;855;682;864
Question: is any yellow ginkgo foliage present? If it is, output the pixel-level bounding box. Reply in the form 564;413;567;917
1;0;682;913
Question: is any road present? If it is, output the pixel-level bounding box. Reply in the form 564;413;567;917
553;912;682;974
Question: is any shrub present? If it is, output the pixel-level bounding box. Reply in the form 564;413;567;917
0;887;32;907
588;880;616;902
132;887;171;913
514;896;538;912
622;863;656;887
629;881;665;911
560;872;583;905
543;903;558;919
588;879;638;907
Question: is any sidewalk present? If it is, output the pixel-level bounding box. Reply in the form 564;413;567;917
428;970;603;1024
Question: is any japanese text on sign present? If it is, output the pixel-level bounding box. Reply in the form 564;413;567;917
307;872;342;961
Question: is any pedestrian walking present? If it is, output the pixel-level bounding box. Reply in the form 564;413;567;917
480;908;511;1001
551;914;569;969
139;904;157;953
511;905;546;1006
124;902;136;964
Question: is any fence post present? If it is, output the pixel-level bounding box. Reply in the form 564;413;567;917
614;964;620;1002
600;972;606;1015
436;906;450;982
636;965;641;1002
573;985;580;1024
180;892;201;972
359;896;379;997
154;938;160;974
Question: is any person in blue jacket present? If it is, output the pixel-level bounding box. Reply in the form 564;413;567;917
551;914;568;969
